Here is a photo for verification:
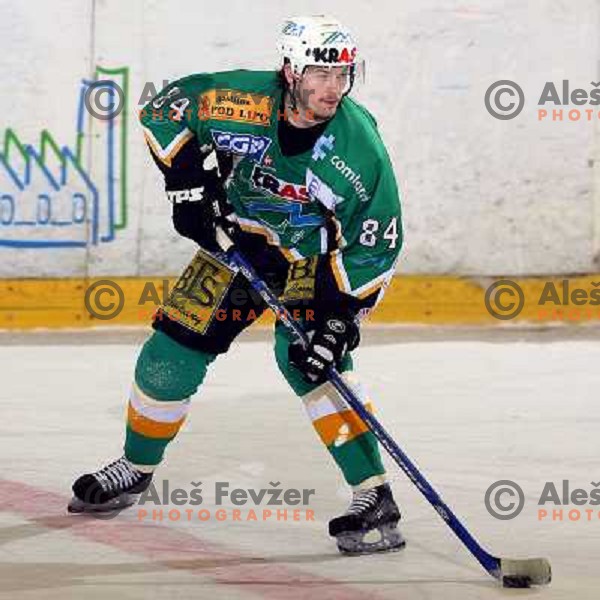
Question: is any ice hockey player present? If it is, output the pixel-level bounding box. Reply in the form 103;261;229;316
69;15;404;555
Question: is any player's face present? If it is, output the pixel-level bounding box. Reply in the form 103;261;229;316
296;66;349;121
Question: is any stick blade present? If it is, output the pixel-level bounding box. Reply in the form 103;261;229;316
499;557;552;587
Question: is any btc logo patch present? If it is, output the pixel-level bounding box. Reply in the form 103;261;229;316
161;248;235;334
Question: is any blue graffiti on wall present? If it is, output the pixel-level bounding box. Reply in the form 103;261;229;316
0;66;129;248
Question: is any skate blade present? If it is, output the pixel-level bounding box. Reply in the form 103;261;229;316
336;523;406;556
67;493;137;514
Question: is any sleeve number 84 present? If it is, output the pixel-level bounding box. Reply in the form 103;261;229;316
359;217;399;249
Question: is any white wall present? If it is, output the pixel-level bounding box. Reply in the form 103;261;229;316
1;0;598;278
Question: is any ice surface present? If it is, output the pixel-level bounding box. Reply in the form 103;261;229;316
0;334;598;598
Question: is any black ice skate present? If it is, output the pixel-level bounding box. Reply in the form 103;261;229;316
329;483;406;555
68;456;153;514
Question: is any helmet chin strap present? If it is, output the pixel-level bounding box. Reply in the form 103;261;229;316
343;66;356;98
290;77;299;112
285;66;304;114
285;82;316;127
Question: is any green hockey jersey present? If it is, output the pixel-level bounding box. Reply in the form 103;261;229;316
140;69;403;310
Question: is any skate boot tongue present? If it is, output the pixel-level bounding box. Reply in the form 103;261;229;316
95;458;145;494
347;487;380;514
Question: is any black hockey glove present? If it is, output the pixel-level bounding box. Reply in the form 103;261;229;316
170;167;239;253
289;315;360;385
147;134;239;253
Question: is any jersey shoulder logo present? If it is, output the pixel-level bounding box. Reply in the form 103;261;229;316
199;88;273;127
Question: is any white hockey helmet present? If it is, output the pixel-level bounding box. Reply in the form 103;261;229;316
277;15;364;93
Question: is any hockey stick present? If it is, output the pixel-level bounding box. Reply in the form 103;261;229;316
215;228;551;588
